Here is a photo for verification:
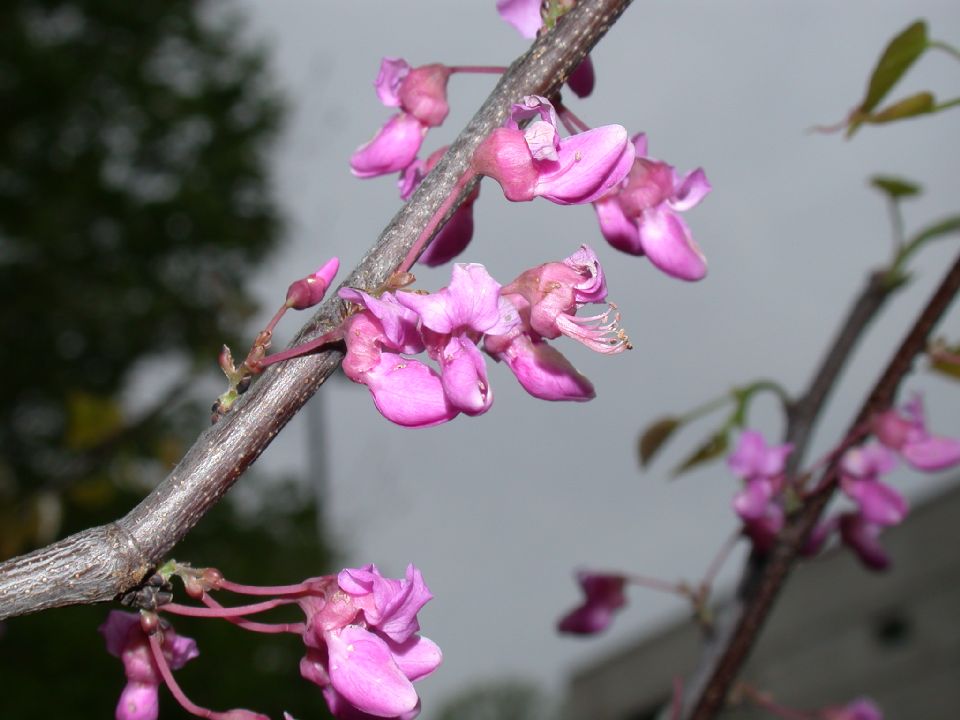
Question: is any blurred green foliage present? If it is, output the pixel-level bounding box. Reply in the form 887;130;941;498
0;0;334;716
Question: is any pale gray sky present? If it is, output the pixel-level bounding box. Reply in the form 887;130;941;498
236;2;960;715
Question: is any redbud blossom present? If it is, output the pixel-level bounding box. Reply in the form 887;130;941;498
872;394;960;471
340;288;458;428
594;134;711;281
839;443;907;527
821;697;884;720
472;96;634;205
99;611;199;720
285;257;340;310
557;572;628;635
396;263;510;415
297;564;441;720
728;431;792;553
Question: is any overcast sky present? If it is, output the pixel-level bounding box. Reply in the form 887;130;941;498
235;2;959;715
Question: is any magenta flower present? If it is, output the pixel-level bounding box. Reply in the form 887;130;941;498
340;288;458;428
557;572;628;635
496;0;596;97
728;431;792;554
873;394;960;471
820;697;884;720
839;513;892;571
593;134;711;281
99;611;199;720
298;564;442;720
485;245;628;401
399;147;481;267
839;443;907;527
396;263;509;415
472;96;634;205
351;58;452;179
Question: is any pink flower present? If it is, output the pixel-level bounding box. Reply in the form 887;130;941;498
557;572;627;635
496;0;596;97
727;431;792;554
820;697;883;720
351;58;452;179
472;96;634;205
99;611;199;720
339;287;458;428
873;394;960;471
485;245;628;401
593;134;711;281
396;264;510;415
399;147;481;267
298;565;442;720
839;513;892;571
839;443;907;527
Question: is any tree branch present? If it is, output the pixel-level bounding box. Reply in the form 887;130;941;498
684;254;960;718
0;0;634;621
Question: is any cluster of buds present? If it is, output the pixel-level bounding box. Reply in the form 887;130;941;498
338;245;630;427
100;563;440;720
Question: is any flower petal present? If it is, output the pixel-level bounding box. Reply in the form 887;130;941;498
566;56;595;98
350;114;425;179
116;682;160;720
594;196;642;255
327;626;419;718
841;478;908;526
668;167;711;212
391;635;443;682
839;514;890;571
438;336;493;415
365;353;459;428
375;57;411;107
636;205;707;281
398;263;502;334
901;435;960;471
496;0;542;38
536;125;634;205
419;203;476;267
496;334;595;401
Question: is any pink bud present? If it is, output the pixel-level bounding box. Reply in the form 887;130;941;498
285;257;340;310
398;64;452;127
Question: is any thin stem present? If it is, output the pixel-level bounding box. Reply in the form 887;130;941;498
624;573;691;599
254;328;344;370
556;102;591;133
886;198;905;256
161;597;295;619
216;578;321;597
671;678;684;720
448;65;508;74
678;392;733;425
932;96;960;112
699;531;740;595
928;40;960;63
201;594;305;635
148;632;215;719
398;170;477;273
263;305;289;337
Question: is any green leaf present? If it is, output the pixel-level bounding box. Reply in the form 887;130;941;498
638;416;681;467
870;175;922;198
909;215;960;247
931;343;960;380
861;20;928;114
671;430;729;478
867;91;936;124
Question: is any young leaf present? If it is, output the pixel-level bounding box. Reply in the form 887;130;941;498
860;21;928;114
866;91;935;125
671;430;729;478
930;343;960;381
638;416;681;467
869;175;922;199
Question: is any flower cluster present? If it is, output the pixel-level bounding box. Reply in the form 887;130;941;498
339;245;630;427
727;430;793;554
100;564;440;720
808;394;960;570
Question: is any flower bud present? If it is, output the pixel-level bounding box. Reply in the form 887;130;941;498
285;257;340;310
